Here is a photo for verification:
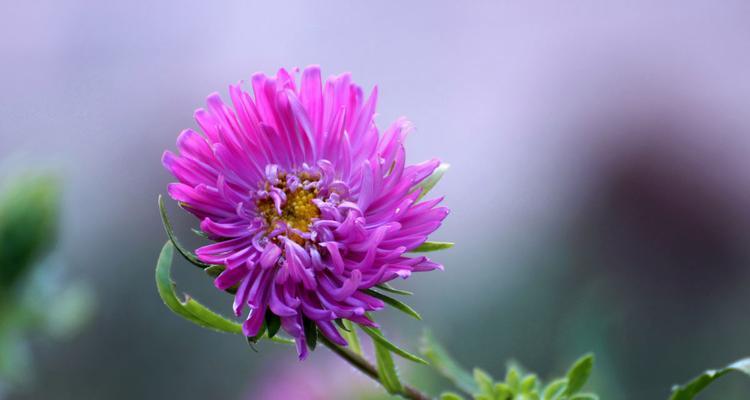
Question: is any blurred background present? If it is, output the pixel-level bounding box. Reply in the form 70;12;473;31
2;0;750;399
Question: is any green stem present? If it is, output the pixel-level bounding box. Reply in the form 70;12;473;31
319;335;432;400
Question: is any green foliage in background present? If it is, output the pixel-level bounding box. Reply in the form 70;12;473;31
0;174;94;396
0;175;58;290
422;332;597;400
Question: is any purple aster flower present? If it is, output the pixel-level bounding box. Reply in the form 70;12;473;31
162;66;448;359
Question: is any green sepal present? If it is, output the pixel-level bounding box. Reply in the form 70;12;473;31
265;312;281;339
359;325;428;365
247;320;267;344
670;358;750;400
364;289;422;320
303;317;317;351
202;264;238;294
410;241;454;253
415;162;449;201
158;195;211;269
191;228;210;238
375;283;413;296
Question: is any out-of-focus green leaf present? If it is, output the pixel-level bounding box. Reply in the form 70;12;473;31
359;325;427;364
440;392;465;400
415;162;449;201
420;330;479;395
411;241;454;253
542;378;568;400
474;368;495;395
158;195;211;269
375;283;413;296
43;282;95;340
570;394;599;400
564;354;594;396
364;289;421;320
669;358;750;400
374;331;403;394
0;175;59;289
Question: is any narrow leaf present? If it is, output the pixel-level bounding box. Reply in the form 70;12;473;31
415;162;449;201
340;319;362;355
375;336;403;394
375;283;413;296
420;330;479;395
360;325;428;364
411;241;455;253
565;354;594;396
155;241;240;333
158;195;211;269
364;289;422;320
670;358;750;400
155;241;294;344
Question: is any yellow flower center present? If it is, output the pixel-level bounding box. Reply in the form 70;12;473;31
257;173;320;243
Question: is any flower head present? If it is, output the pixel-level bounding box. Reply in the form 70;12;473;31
162;66;448;358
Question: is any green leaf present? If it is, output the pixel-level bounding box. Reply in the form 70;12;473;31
564;354;594;396
303;317;318;351
542;378;568;400
374;333;403;394
154;241;294;344
155;241;240;333
415;162;449;201
340;319;362;355
411;241;454;253
521;374;539;394
440;393;465;400
375;283;413;296
570;394;599;400
0;174;59;289
360;325;428;364
506;366;521;392
364;289;422;320
474;368;494;395
670;358;750;400
542;379;567;400
158;195;211;269
420;330;479;395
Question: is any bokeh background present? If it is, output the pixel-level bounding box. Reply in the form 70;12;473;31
3;1;750;399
